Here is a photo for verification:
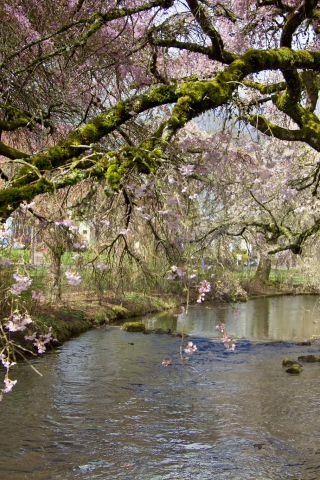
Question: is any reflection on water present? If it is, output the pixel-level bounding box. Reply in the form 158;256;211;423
1;296;320;480
143;295;320;341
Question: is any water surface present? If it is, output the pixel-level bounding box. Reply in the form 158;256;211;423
1;296;320;479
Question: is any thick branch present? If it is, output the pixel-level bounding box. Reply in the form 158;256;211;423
281;0;318;48
0;141;28;160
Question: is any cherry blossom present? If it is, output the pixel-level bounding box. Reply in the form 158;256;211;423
1;378;17;394
73;240;88;249
97;261;108;271
0;355;16;368
20;202;35;209
4;313;32;332
9;273;32;295
139;213;152;220
65;270;81;286
24;332;37;341
0;258;12;266
179;165;194;176
199;280;211;293
184;341;197;354
31;289;43;299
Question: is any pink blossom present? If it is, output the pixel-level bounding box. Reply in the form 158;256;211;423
0;258;12;266
179;165;194;176
25;332;37;341
2;378;17;394
0;355;16;368
216;324;225;333
199;280;211;293
118;228;130;235
139;213;152;220
189;273;196;279
73;240;87;249
176;267;186;278
101;219;110;226
65;270;81;286
9;273;32;295
32;327;57;354
197;293;205;303
4;313;32;332
97;261;108;271
162;359;171;366
185;341;197;354
32;289;43;299
33;339;46;354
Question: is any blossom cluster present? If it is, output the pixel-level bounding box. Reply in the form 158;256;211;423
9;273;32;295
1;378;17;396
0;257;12;266
184;341;197;354
4;313;32;332
0;355;16;368
73;240;88;249
216;323;236;352
31;289;43;300
65;270;81;286
97;261;108;271
25;327;57;354
197;280;211;303
55;218;78;231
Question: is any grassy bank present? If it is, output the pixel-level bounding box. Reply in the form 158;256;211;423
27;292;185;346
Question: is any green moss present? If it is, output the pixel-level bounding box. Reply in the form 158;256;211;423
286;364;302;374
282;358;302;367
122;322;146;332
94;312;105;325
80;123;99;143
111;305;130;315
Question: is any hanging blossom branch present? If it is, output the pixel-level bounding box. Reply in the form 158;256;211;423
162;273;212;366
0;266;58;402
216;323;236;352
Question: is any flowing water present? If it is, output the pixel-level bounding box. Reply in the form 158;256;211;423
1;296;320;480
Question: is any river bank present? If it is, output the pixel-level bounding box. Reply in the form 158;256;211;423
27;291;188;345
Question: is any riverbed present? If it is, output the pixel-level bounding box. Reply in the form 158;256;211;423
1;296;320;479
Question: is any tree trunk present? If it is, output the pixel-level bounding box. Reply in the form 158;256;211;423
253;255;271;283
48;247;63;302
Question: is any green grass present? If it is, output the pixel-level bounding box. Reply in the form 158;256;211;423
238;267;305;286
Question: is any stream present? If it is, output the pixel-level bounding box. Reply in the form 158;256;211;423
1;295;320;479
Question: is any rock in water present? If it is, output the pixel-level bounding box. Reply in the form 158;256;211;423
286;364;302;375
122;322;145;332
298;355;320;363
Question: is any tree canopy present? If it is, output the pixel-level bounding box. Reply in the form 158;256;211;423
2;0;320;253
